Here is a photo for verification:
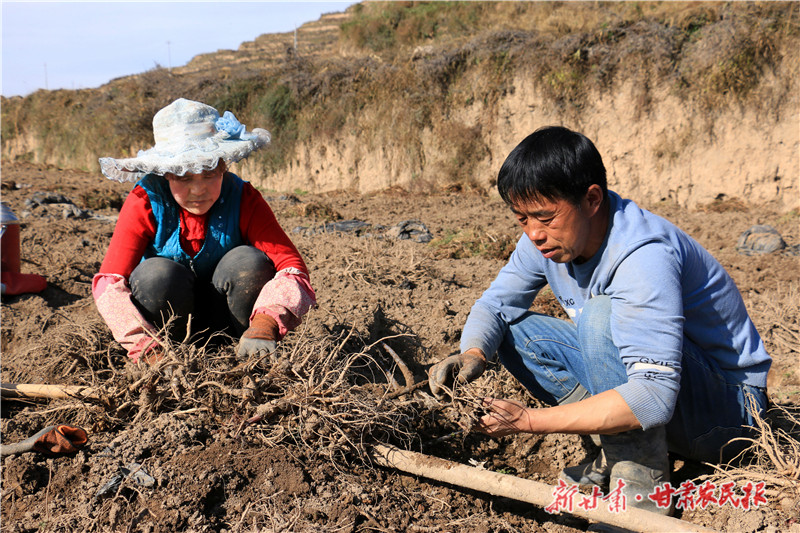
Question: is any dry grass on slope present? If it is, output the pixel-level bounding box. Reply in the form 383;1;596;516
3;2;797;192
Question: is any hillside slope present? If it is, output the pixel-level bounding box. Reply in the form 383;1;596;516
2;2;798;209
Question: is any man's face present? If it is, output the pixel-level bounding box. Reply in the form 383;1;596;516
510;187;603;264
164;166;224;215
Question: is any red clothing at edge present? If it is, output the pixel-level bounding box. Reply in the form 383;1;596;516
100;178;308;278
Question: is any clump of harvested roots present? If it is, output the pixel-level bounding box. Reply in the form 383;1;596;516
428;366;522;433
7;311;439;463
234;330;429;463
701;394;800;502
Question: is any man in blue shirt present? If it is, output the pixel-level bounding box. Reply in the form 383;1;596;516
428;126;771;514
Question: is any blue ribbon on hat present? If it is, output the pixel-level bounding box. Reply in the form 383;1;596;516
215;111;246;139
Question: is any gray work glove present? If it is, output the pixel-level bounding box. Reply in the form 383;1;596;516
428;351;486;399
237;314;280;359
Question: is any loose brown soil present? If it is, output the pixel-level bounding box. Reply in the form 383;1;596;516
1;161;799;532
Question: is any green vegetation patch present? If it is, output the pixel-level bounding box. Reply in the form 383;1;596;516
429;228;517;260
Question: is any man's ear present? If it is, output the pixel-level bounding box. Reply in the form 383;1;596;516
582;184;605;216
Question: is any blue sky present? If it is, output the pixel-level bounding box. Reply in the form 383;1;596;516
1;1;357;97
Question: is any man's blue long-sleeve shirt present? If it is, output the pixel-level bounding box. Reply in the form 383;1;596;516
461;191;771;429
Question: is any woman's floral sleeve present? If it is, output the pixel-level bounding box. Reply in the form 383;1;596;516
92;273;159;362
249;268;316;339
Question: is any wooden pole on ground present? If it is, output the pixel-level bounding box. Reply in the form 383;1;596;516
370;444;716;533
1;383;100;401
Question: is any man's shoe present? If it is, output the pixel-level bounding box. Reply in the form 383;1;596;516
559;449;610;489
602;426;672;515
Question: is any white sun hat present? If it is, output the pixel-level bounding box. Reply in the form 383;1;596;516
99;98;271;182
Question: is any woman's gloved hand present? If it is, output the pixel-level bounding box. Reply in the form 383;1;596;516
237;314;280;359
428;350;487;399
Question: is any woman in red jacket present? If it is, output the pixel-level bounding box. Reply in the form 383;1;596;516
95;98;315;364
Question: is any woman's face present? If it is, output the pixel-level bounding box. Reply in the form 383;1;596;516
164;165;224;215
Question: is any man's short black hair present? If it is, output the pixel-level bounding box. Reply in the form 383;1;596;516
497;126;607;206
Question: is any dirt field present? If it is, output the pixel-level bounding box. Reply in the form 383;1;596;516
1;161;799;532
